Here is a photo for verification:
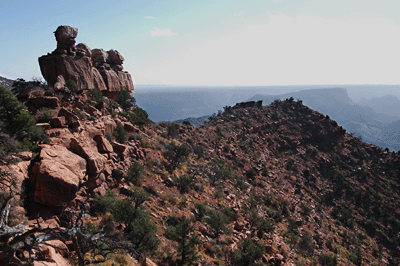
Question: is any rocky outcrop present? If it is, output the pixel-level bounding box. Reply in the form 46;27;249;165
31;145;87;206
38;25;133;99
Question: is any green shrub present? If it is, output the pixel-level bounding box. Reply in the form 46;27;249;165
193;145;204;159
0;86;35;136
182;120;192;126
35;107;54;123
245;168;257;179
194;202;210;220
204;209;230;240
167;122;180;138
90;87;105;103
165;217;201;266
27;126;49;144
127;210;160;254
127;162;145;186
64;79;78;92
298;231;314;255
105;131;113;142
318;253;337;266
175;174;193;194
113;122;127;143
231;238;264;266
116;87;135;111
164;141;191;171
90;190;117;214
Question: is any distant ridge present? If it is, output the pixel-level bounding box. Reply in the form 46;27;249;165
249;88;400;151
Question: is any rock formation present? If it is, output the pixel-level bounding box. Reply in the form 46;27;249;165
38;25;134;99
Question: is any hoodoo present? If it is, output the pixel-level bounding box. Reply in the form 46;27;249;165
38;25;133;99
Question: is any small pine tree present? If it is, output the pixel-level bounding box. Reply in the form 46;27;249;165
113;122;127;143
127;162;145;186
116;87;135;111
231;238;264;266
165;217;201;266
164;141;191;171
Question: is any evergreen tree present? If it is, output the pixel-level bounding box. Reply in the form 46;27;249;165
0;86;35;136
165;218;201;266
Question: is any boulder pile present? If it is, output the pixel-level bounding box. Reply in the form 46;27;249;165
38;25;133;99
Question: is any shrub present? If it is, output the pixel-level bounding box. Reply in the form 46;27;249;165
35;107;54;123
105;131;113;142
318;253;337;266
223;144;230;153
193;145;204;159
127;162;145;186
175;174;193;194
64;79;78;92
116;87;135;111
90;190;117;214
164;141;191;171
223;106;233;114
245;168;257;179
26;126;49;145
194;202;210;220
182;120;192;126
298;231;314;255
167;122;180;138
90;87;105;103
205;209;230;240
0;86;35;136
231;238;264;266
165;217;201;266
127;210;160;254
113;122;127;143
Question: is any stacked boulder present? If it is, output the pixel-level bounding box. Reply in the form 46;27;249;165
38;25;133;99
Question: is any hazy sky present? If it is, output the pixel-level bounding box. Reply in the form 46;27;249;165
1;0;400;86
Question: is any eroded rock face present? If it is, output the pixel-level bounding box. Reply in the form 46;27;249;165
38;25;133;99
32;145;87;206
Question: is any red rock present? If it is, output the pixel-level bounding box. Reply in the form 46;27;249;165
50;116;66;128
70;137;106;175
34;160;82;206
123;122;139;133
16;151;33;161
86;105;102;117
26;96;60;111
143;258;158;266
113;142;127;152
104;119;117;134
108;49;124;65
76;43;92;57
32;145;87;206
39;26;134;98
94;135;113;153
58;108;79;124
92;67;107;91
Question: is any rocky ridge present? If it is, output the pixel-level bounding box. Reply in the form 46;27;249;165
4;91;400;265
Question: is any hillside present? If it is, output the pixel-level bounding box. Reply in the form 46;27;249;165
1;85;400;265
249;88;400;151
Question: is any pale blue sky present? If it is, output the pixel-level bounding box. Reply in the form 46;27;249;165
1;0;400;86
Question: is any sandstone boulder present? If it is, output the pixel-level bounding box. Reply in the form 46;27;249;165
26;96;59;111
33;145;87;206
70;137;106;175
94;135;113;153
